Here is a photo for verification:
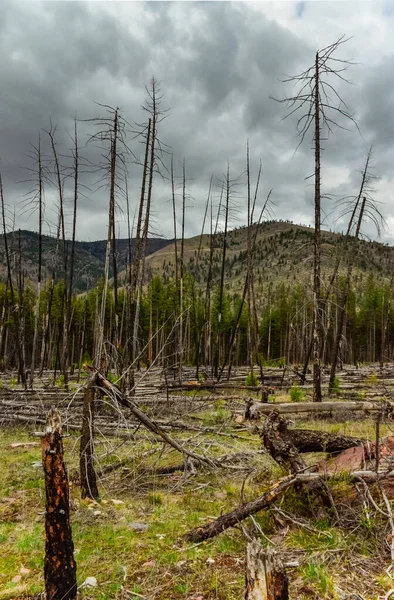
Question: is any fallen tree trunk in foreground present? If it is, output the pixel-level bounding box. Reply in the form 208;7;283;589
42;408;77;600
245;539;289;600
184;474;297;542
184;469;394;543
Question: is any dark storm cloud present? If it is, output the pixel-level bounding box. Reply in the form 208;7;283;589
0;1;393;241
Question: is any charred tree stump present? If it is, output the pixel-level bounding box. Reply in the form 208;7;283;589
80;381;99;500
245;539;289;600
261;411;306;474
262;411;334;511
42;407;77;600
261;386;275;403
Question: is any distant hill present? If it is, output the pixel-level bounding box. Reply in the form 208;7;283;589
1;222;393;297
0;230;173;292
141;221;394;301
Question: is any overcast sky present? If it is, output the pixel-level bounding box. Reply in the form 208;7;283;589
1;0;394;242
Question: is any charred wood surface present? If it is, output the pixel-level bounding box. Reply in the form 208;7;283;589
261;411;306;473
289;428;364;453
42;408;77;600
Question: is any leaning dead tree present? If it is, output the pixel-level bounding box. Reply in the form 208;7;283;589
275;35;358;401
84;364;220;467
42;407;77;600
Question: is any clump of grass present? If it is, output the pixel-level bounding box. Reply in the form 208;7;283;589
366;372;378;385
148;493;163;506
300;561;335;596
200;406;232;425
289;384;305;402
331;376;341;395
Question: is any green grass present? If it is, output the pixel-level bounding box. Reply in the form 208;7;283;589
0;401;392;600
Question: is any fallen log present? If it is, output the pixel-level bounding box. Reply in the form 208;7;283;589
245;399;392;417
290;428;364;453
245;539;289;600
261;412;364;455
184;469;394;543
102;451;253;476
184;474;297;542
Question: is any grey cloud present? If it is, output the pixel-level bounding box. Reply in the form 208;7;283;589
0;1;393;242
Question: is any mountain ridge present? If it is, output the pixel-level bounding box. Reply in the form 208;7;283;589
0;221;393;295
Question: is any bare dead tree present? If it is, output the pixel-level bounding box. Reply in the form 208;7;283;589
0;173;26;386
214;165;232;379
86;105;129;371
21;133;45;387
274;35;358;401
46;124;69;387
218;188;272;383
132;78;168;372
329;150;383;389
80;379;99;500
128;117;151;388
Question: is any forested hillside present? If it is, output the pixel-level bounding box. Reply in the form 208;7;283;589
143;220;394;299
0;230;172;292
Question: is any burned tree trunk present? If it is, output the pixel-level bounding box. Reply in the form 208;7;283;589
289;428;363;454
42;407;77;600
80;381;99;500
245;539;289;600
261;411;306;474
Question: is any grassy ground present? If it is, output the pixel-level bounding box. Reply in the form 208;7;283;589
1;390;394;598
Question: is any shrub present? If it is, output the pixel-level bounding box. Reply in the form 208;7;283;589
331;376;341;395
366;372;378;385
289;384;305;402
245;371;259;387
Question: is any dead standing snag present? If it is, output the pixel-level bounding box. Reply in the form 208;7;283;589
80;379;99;500
42;407;77;600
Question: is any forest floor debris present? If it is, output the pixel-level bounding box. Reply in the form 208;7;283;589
1;366;394;598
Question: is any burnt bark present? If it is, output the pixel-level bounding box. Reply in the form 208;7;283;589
80;382;99;500
289;428;363;454
261;411;363;458
261;411;306;474
42;408;77;600
184;474;297;543
245;539;289;600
